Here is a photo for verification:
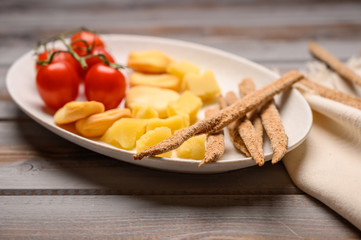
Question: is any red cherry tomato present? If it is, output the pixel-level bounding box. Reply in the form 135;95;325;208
86;47;115;70
84;63;126;110
36;48;84;79
71;30;105;56
36;62;80;110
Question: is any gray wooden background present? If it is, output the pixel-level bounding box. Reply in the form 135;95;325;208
1;0;361;238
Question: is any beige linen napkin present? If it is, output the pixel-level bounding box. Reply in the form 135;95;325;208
283;58;361;230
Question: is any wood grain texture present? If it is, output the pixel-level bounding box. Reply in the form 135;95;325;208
0;121;298;194
1;0;361;237
1;0;360;37
0;195;360;239
0;1;361;67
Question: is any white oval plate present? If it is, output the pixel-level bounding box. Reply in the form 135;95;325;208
6;34;312;174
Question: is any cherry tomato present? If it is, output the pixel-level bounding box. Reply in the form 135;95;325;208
36;62;80;110
71;30;105;56
84;63;126;110
36;48;84;79
86;47;115;70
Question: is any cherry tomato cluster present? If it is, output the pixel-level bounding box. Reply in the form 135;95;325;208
35;29;126;111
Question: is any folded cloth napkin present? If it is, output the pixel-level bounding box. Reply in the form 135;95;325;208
283;57;361;230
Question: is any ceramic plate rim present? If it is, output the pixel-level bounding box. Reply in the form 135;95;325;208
6;34;313;173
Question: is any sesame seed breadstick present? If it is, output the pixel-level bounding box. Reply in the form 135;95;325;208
225;91;264;166
239;77;286;164
199;107;225;167
238;77;256;97
224;91;238;105
252;117;263;148
218;95;250;157
238;78;264;147
133;70;303;160
238;117;265;166
309;41;361;87
217;94;227;109
208;70;303;134
297;78;361;111
260;100;288;164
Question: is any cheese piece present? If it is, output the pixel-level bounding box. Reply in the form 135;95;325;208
146;115;189;134
101;118;148;150
127;50;171;74
176;134;206;160
136;127;172;158
126;86;180;118
75;108;131;138
54;101;104;125
132;105;159;119
183;70;221;102
167;91;202;124
129;72;180;91
167;60;201;91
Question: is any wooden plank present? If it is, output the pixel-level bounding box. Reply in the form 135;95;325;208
0;66;12;100
0;195;359;238
2;11;360;39
0;1;360;66
0;120;298;194
0;159;298;195
0;1;359;237
1;39;359;70
0;101;28;119
0;0;360;67
1;0;360;31
3;0;359;9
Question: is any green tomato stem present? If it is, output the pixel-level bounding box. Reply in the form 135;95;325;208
70;38;92;54
58;35;88;69
84;53;128;70
36;50;69;66
34;27;128;71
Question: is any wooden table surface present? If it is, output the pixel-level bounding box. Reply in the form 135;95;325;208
1;0;361;238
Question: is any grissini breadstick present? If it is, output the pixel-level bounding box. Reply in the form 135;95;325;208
251;117;263;148
207;71;303;135
133;70;303;160
199;107;225;167
239;77;287;164
218;95;250;157
238;78;263;147
260;100;288;164
238;118;265;166
238;77;256;97
309;41;361;86
297;78;361;111
225;91;264;166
